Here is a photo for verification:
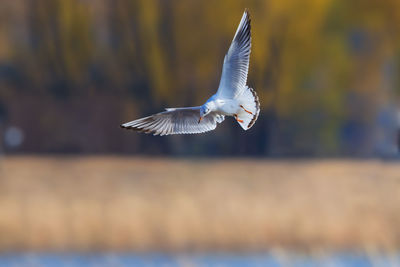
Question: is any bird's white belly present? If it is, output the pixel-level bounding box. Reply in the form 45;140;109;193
216;99;240;115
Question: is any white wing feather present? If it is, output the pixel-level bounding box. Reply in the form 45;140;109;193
216;10;251;99
121;107;225;136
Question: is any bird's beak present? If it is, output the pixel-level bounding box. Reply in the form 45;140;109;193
198;116;203;123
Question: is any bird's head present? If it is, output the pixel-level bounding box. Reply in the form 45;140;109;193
199;105;211;123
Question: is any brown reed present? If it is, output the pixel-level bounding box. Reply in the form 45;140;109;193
0;156;399;252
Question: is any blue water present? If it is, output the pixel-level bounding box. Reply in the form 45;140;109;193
0;252;398;267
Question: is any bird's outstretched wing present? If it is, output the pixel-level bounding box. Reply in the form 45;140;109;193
121;107;225;136
216;9;251;99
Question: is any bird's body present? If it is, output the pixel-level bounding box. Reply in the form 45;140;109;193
121;9;260;135
204;95;239;116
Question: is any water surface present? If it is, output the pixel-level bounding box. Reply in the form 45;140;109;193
0;252;399;267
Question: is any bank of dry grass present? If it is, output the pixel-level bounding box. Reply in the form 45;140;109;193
0;156;399;252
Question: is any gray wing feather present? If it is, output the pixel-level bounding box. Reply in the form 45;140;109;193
121;107;225;136
216;10;251;99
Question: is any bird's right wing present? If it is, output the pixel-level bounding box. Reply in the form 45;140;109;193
120;107;225;136
216;10;251;99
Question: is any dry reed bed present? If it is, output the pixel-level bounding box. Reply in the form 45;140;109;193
0;156;399;252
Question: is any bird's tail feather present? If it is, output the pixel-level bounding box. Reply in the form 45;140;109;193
236;86;260;130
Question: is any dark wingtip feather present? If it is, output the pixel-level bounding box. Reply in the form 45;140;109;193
244;9;251;24
247;87;260;129
121;123;140;131
245;9;250;19
120;124;135;130
121;124;150;134
235;9;251;47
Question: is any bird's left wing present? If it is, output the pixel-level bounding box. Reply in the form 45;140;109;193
216;10;251;99
120;107;225;136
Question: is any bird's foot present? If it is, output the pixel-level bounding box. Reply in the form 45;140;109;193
234;114;244;123
240;105;253;115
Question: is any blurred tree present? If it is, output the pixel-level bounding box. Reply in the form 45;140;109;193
23;0;93;97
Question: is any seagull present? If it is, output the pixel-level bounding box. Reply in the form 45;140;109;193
121;9;260;135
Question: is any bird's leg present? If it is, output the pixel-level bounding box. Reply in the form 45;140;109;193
234;114;244;123
240;105;253;115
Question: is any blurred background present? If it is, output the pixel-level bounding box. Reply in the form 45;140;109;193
1;0;399;156
1;0;400;266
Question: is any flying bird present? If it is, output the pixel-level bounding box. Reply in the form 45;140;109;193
121;10;259;135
